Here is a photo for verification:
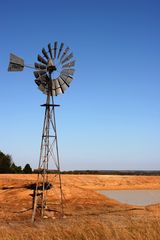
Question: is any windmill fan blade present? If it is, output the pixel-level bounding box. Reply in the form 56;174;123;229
35;79;41;86
38;84;47;94
34;62;47;70
61;53;73;65
8;53;24;71
60;47;70;62
51;80;56;90
57;42;64;59
57;78;64;93
41;74;50;82
42;81;51;94
58;77;65;86
35;79;47;92
54;79;63;95
56;88;63;95
37;54;47;65
35;76;49;86
58;77;68;91
60;83;68;92
60;74;73;85
61;68;75;76
54;41;58;58
58;77;69;87
55;79;60;89
62;60;75;68
51;81;56;96
34;70;47;78
42;48;49;60
48;43;53;59
51;89;56;96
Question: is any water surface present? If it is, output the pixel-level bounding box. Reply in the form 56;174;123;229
98;190;160;206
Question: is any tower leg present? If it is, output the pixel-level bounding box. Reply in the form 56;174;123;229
32;95;64;222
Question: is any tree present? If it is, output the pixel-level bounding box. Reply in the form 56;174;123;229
10;163;17;173
23;164;32;173
0;151;12;173
10;163;23;173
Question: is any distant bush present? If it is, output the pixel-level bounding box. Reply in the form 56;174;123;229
23;164;32;174
10;163;23;173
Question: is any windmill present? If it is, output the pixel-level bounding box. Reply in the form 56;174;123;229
8;41;76;222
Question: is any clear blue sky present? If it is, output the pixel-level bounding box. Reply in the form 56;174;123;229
0;0;160;170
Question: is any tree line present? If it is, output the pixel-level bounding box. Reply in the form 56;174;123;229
0;150;32;173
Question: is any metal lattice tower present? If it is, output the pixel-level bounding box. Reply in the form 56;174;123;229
8;41;76;222
31;94;64;222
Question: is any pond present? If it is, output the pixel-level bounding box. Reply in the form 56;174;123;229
98;190;160;206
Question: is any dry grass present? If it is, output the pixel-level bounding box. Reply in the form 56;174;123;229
0;174;160;239
0;216;160;240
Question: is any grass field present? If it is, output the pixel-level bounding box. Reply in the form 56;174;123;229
0;174;160;239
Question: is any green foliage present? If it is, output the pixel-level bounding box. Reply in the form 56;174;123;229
23;164;32;174
0;151;12;173
10;163;22;173
0;150;31;174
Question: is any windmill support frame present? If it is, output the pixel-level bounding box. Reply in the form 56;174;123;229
31;95;64;223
